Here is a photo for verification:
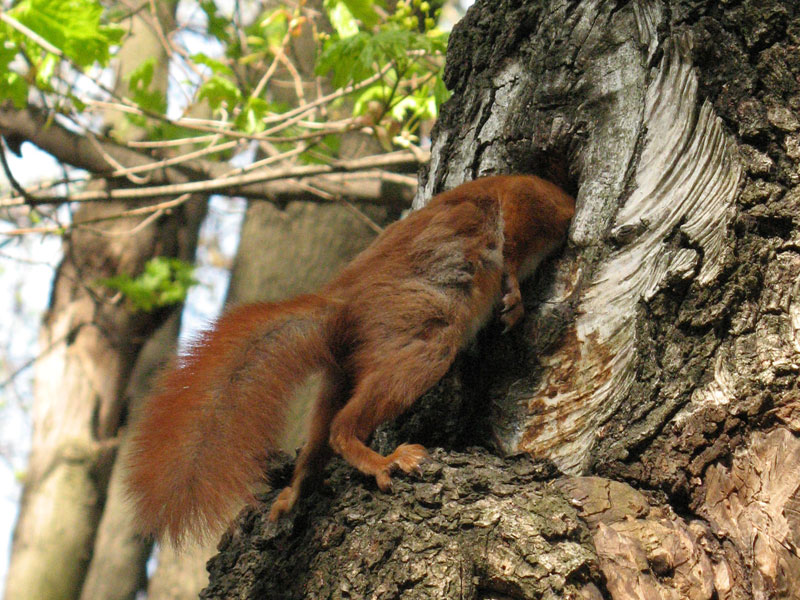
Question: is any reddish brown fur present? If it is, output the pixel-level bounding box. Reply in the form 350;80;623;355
124;175;575;544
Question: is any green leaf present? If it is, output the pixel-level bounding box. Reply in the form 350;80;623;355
316;32;371;86
192;52;234;77
389;95;421;121
299;133;342;164
324;0;382;35
99;258;197;313
199;0;230;43
11;0;123;68
198;75;242;111
434;75;451;108
326;1;359;38
0;43;16;71
314;0;449;151
341;0;382;29
234;97;272;134
390;85;439;122
1;72;28;108
317;27;446;87
256;9;289;49
353;84;392;115
67;91;86;112
35;52;58;88
129;58;155;90
127;58;167;115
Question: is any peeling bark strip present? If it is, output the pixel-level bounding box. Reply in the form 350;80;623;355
524;32;742;473
557;477;721;600
700;429;800;599
425;0;743;473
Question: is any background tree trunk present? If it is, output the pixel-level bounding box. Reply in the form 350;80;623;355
3;3;207;600
201;1;800;598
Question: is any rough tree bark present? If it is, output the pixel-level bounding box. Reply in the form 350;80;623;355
200;1;800;599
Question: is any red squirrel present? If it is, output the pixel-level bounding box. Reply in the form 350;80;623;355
124;174;575;545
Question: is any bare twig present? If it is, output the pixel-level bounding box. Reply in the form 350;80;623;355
75;193;193;237
0;150;426;208
262;63;395;126
128;134;219;148
83;97;361;143
87;134;151;184
251;26;293;100
105;136;239;180
219;143;310;180
0;138;35;202
147;0;174;61
2;193;193;236
294;179;384;235
279;51;307;108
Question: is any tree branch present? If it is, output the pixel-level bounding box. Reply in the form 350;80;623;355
0;104;423;208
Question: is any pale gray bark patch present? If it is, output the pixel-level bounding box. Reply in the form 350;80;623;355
420;1;743;473
700;428;800;599
519;32;742;473
556;476;723;600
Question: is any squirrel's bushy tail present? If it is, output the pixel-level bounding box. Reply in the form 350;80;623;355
124;295;333;546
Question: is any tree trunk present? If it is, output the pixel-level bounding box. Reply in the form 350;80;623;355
4;193;205;600
3;3;207;600
200;1;800;598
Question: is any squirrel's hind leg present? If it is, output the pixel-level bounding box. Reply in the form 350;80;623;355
268;367;346;521
327;340;459;492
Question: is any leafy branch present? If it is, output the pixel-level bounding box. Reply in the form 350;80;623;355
98;257;197;312
0;0;449;237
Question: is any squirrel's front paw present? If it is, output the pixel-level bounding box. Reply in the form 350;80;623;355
501;288;524;332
